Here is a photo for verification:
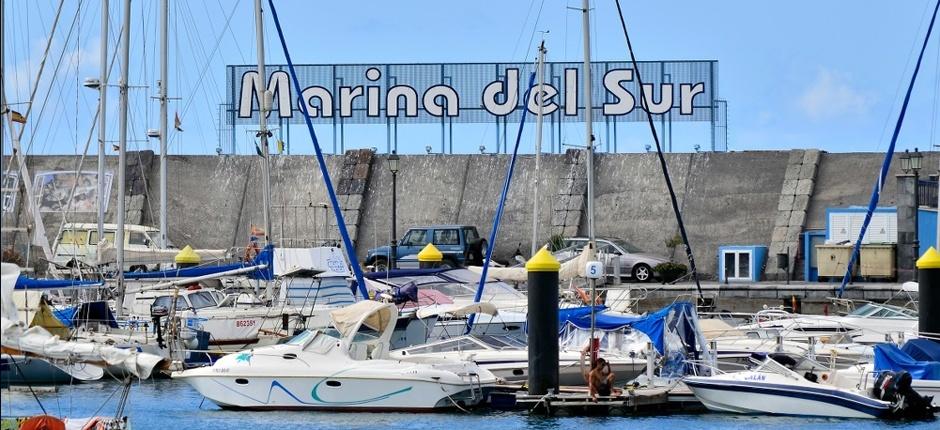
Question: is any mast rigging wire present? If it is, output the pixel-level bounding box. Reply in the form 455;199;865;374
613;0;703;300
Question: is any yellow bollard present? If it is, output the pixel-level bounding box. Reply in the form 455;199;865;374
417;243;443;269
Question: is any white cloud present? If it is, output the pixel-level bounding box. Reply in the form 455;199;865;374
798;68;872;120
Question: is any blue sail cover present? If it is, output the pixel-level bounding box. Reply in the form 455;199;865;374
558;302;698;355
874;343;940;380
122;245;274;280
14;276;103;290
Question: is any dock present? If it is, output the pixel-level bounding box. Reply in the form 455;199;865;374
492;382;703;416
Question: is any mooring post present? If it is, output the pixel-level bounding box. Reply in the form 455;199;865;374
916;247;940;340
418;243;443;269
526;246;560;395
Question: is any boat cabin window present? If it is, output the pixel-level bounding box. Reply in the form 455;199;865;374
187;291;218;310
59;229;89;245
128;231;150;246
88;230;115;245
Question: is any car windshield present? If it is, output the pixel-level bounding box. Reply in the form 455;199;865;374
610;238;641;253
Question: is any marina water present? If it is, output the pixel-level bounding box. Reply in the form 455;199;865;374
3;379;936;430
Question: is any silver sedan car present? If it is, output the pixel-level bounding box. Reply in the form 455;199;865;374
556;237;670;282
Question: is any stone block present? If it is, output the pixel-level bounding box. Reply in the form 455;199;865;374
771;226;788;243
795;178;814;195
769;242;786;256
785;225;802;241
788;210;806;228
340;164;356;178
784;164;801;181
803;149;821;167
345;194;362;208
341;209;359;225
336;179;351;195
780;179;798;196
799;162;817;180
565;210;582;226
775;210;792;227
570;181;587;195
551;210;567;227
567;195;584;210
347;179;366;195
126;210;143;225
793;194;810;210
127;195;145;211
553;196;569;212
562;225;579;237
787;150;805;166
353;163;370;180
358;149;374;164
777;194;795;211
558;177;575;191
343;152;358;165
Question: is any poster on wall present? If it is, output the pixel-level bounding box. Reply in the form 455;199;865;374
33;171;113;213
1;173;18;212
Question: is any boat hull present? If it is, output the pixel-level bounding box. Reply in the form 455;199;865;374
176;374;488;411
684;377;889;419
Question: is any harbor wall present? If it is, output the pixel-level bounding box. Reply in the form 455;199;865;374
3;150;938;279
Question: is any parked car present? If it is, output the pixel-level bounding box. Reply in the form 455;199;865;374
365;225;486;271
52;223;173;272
555;236;669;282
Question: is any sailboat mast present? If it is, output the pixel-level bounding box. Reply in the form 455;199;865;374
158;0;168;249
115;0;131;316
97;0;109;243
530;40;546;257
581;0;597;347
254;0;273;245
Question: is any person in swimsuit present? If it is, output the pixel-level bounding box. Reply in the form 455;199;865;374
581;346;617;401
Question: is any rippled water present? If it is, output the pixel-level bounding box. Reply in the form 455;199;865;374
2;379;936;430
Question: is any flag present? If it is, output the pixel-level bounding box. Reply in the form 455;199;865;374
112;144;120;152
174;112;183;131
10;110;26;124
276;140;285;154
254;143;264;156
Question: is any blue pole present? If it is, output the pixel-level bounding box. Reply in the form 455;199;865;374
838;0;940;297
266;0;368;298
466;71;537;334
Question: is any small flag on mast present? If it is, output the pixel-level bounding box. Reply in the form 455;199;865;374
10;111;26;124
174;112;183;132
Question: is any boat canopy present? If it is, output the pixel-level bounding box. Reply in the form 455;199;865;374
415;302;499;319
330;301;397;338
874;343;940;380
14;276;103;290
123;244;273;280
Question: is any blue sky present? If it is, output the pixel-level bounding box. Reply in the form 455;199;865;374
3;0;940;156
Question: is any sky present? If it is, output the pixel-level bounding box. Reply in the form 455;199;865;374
2;0;940;156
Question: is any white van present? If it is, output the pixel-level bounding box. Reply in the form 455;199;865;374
52;223;173;271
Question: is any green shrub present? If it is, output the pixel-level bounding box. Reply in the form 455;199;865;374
654;262;688;283
548;234;566;252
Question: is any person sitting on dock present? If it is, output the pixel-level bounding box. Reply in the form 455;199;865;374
581;347;618;401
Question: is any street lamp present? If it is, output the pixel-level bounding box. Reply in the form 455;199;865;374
901;148;924;279
387;150;400;270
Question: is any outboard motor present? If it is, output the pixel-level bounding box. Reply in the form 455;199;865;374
874;371;935;419
151;304;169;349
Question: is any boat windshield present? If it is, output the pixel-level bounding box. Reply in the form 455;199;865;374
187;291;218;310
848;303;917;319
403;337;490;354
477;334;527;349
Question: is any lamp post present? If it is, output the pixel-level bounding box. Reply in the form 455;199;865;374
901;148;924;280
387;150;400;270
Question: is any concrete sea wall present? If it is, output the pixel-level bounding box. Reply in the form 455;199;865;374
3;150;937;279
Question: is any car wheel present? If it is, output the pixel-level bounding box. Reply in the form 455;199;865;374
632;263;652;282
372;258;389;272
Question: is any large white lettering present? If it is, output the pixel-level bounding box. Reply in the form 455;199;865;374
238;70;291;118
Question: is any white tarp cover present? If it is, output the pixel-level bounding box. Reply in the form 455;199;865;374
97;243;229;265
1;263;164;379
274;247;350;276
330;301;397;338
415;302;499;319
467;245;596;282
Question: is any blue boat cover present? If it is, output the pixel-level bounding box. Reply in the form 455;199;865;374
122;245;274;280
874;343;940;380
52;306;78;328
558;302;699;356
71;301;119;329
902;339;940;362
14;276;102;290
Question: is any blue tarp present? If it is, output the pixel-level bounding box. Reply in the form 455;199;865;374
14;276;103;290
874;343;940;380
558;302;699;356
122;245;274;280
902;339;940;362
52;306;77;328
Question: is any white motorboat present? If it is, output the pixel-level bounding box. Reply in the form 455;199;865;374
173;301;496;411
737;302;917;345
684;355;930;419
830;341;940;407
